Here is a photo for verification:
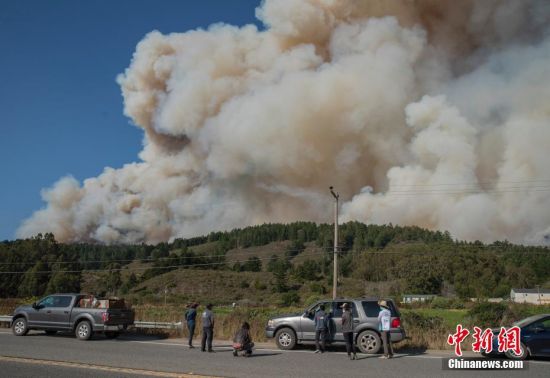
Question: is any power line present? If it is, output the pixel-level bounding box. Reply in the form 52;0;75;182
0;246;331;267
0;248;331;275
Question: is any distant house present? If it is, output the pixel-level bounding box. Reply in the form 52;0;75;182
510;288;550;305
401;294;436;304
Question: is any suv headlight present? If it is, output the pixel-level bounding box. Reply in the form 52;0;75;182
267;320;274;328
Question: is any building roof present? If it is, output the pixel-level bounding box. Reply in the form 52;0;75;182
512;288;550;294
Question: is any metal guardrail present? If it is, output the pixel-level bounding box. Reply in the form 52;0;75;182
0;315;182;330
0;315;11;323
132;321;182;330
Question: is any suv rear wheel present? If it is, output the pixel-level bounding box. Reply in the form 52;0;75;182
357;330;381;354
275;327;297;350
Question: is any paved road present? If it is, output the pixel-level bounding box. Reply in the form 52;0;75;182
0;330;548;377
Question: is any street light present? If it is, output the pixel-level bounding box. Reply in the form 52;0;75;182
329;186;339;300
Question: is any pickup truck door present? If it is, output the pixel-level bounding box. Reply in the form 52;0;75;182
27;296;54;327
45;295;73;330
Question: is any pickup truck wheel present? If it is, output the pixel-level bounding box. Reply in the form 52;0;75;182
45;330;57;335
275;327;297;350
105;331;120;339
75;321;93;340
357;330;381;354
12;317;28;336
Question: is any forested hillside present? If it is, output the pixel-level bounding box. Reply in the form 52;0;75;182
1;222;549;304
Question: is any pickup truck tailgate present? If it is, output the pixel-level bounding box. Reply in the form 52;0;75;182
105;309;134;325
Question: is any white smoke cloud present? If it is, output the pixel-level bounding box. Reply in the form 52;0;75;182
17;0;550;245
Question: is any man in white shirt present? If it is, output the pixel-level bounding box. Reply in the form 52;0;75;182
378;300;393;359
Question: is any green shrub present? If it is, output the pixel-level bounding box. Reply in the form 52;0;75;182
239;280;250;289
430;297;452;309
253;280;267;290
280;291;300;306
467;302;507;327
309;282;327;295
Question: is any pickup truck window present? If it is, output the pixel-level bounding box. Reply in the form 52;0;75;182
52;296;73;308
38;296;54;308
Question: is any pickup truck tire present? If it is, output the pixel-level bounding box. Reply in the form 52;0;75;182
45;330;57;335
75;320;93;340
275;327;297;350
105;331;120;339
357;330;381;354
12;317;28;336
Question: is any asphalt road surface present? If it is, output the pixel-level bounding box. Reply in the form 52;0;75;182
0;330;548;378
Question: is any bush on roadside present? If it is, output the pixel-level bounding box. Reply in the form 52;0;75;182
467;302;507;327
280;291;300;306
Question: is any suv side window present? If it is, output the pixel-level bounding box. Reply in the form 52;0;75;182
307;301;332;318
362;301;381;317
334;301;358;318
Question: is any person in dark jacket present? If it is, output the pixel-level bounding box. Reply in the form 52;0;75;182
314;304;330;353
341;303;357;360
185;303;198;348
232;322;254;357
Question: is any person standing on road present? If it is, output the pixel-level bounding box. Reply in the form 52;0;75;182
185;303;198;348
201;304;215;352
341;303;357;360
378;300;393;359
314;304;329;353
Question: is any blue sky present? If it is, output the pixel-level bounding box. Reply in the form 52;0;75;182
0;0;262;241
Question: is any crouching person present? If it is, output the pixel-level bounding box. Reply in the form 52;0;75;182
233;322;254;357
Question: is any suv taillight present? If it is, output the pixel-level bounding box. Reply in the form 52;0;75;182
391;318;401;328
102;312;110;322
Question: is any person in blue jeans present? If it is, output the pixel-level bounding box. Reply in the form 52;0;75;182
185;303;198;348
314;304;330;353
201;304;215;352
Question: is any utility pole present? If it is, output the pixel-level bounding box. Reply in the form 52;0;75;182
330;186;339;300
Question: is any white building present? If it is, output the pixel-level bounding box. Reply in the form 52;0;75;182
401;294;436;304
510;288;550;305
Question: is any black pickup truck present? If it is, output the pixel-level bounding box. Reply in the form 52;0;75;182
11;293;135;340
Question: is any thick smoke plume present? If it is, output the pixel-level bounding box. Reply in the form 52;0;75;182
18;0;550;245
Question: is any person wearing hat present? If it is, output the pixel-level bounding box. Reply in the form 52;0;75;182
341;303;357;360
378;300;393;359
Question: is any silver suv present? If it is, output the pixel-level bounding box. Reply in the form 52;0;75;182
265;298;405;354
